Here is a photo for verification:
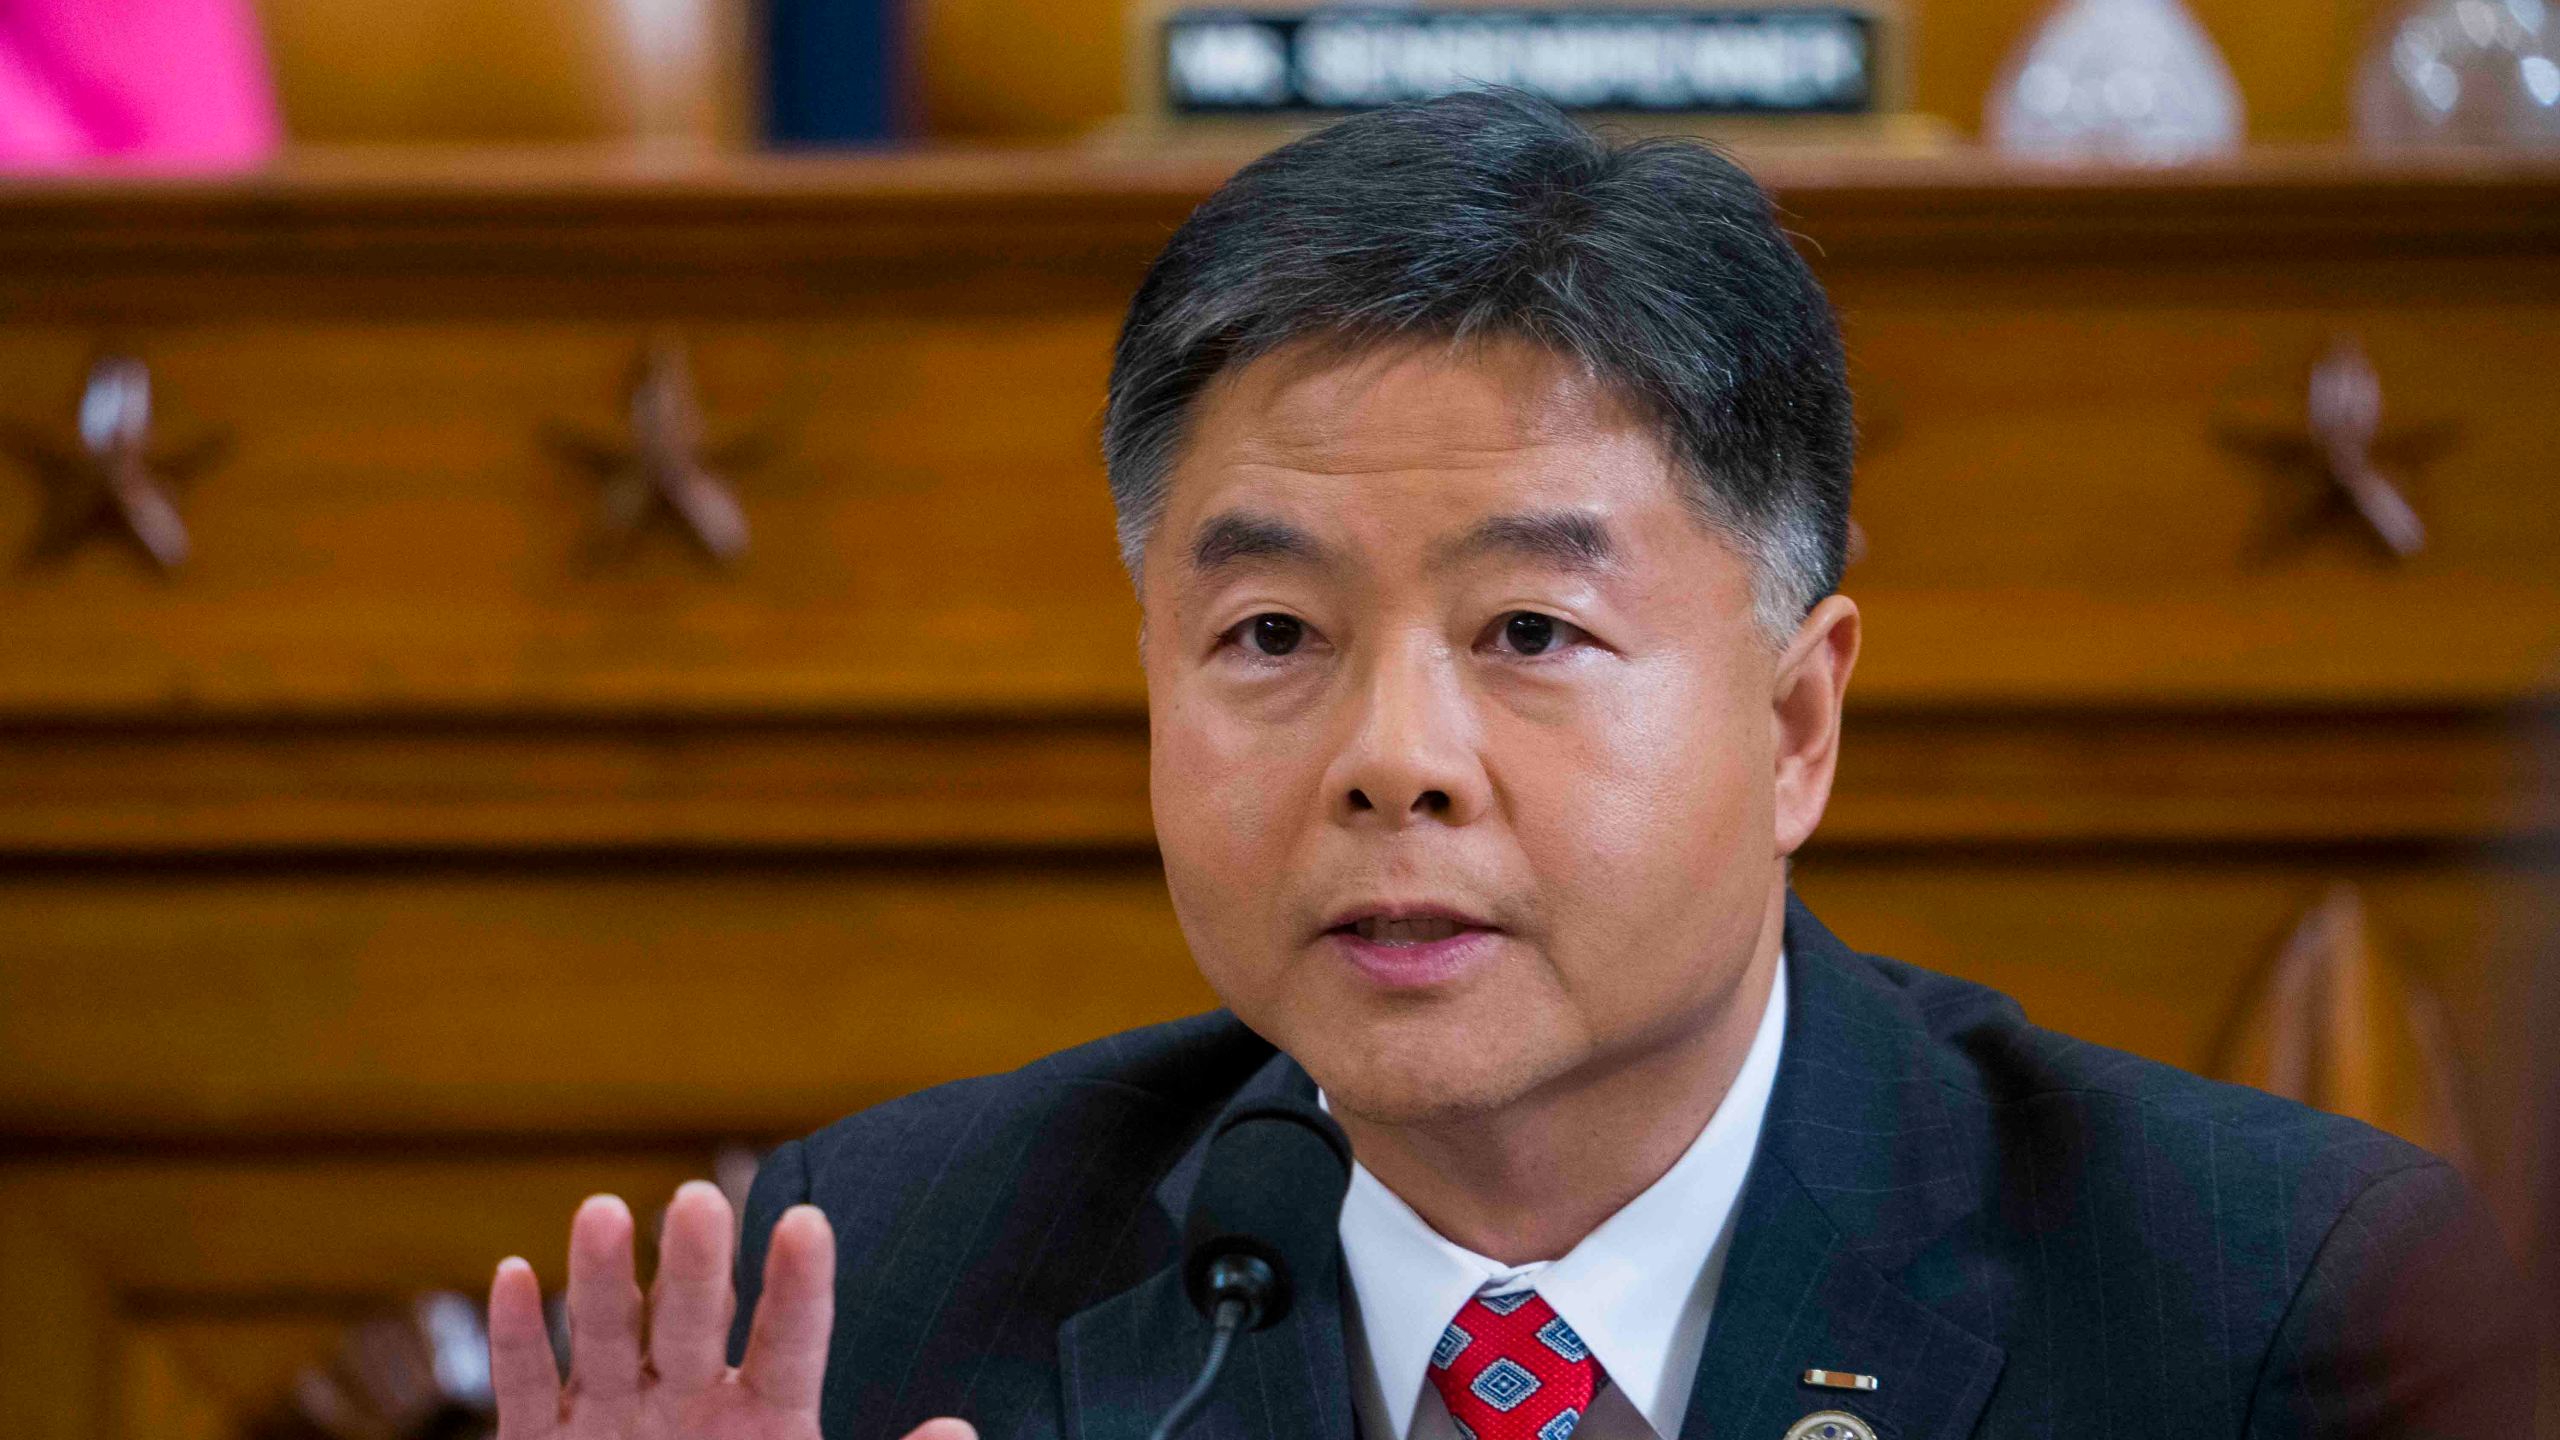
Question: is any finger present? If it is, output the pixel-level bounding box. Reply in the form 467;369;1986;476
565;1194;645;1397
488;1256;562;1438
646;1180;738;1393
905;1420;979;1440
738;1204;836;1411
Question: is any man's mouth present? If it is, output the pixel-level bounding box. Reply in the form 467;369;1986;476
1320;903;1501;946
1343;915;1473;945
1321;905;1502;987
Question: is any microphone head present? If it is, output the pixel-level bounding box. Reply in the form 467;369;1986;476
1180;1098;1354;1330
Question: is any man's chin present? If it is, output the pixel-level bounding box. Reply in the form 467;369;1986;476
1286;1020;1562;1128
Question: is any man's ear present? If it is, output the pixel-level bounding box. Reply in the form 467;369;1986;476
1771;594;1860;859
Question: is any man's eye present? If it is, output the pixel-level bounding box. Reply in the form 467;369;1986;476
1494;611;1578;656
1238;613;1305;657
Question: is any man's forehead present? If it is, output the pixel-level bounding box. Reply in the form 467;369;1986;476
1148;335;1697;595
1160;428;1684;580
1193;332;1642;472
1184;505;1624;582
1166;347;1678;539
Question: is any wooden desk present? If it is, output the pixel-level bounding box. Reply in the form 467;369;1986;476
0;146;2553;1438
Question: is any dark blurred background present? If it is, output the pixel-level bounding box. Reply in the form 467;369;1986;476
0;1;2554;1436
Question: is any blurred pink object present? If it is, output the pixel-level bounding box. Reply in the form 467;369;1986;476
0;0;282;172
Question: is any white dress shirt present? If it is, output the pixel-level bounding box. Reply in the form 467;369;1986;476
1327;953;1788;1440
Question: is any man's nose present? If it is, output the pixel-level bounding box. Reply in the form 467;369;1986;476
1324;639;1489;828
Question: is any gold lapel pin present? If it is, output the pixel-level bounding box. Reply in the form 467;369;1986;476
1800;1368;1879;1392
1783;1411;1878;1440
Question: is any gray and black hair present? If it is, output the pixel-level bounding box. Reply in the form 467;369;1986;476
1100;87;1854;643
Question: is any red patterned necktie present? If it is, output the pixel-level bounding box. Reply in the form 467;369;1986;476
1425;1290;1606;1440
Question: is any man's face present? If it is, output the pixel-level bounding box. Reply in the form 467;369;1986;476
1140;334;1847;1125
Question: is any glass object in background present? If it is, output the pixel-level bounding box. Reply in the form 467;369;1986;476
612;0;730;150
1987;0;2244;164
2356;0;2560;147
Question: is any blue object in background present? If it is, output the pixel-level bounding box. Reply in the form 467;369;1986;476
763;0;909;146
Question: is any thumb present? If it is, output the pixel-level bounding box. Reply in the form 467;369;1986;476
903;1420;977;1440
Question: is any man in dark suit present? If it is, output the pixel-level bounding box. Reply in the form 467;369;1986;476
484;91;2533;1440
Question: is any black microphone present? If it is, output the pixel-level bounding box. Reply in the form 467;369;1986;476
1149;1099;1354;1440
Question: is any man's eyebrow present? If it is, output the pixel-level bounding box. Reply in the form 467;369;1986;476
1431;510;1622;574
1187;511;1332;575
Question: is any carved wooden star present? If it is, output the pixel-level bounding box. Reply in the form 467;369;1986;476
547;335;785;567
5;354;225;572
2219;336;2456;564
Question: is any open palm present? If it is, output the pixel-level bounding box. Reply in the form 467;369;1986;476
489;1182;972;1440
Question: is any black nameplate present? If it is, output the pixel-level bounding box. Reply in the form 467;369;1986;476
1161;6;1877;116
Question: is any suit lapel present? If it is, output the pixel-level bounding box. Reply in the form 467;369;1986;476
1676;896;2006;1440
1061;894;2007;1440
1059;1051;1359;1440
1677;1166;2003;1440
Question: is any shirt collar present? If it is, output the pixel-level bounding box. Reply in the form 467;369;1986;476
1328;952;1789;1440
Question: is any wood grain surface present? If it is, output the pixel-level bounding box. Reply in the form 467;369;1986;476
2;151;2554;1437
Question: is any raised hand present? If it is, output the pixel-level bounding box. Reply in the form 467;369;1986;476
490;1181;973;1440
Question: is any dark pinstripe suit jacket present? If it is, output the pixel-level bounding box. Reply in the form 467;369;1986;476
730;893;2533;1440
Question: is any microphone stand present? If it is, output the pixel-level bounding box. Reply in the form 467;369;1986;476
1147;1255;1273;1440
